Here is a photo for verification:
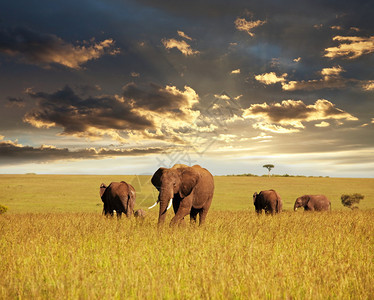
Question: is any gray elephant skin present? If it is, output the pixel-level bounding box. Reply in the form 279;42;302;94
294;195;331;211
253;189;282;214
151;164;214;226
100;181;136;217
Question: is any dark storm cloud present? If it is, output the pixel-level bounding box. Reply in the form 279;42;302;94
0;27;119;69
24;85;153;138
122;82;198;117
23;83;199;141
0;138;165;165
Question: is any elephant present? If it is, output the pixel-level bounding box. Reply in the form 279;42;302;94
134;209;146;218
294;195;331;211
149;164;214;226
253;189;282;214
99;181;136;218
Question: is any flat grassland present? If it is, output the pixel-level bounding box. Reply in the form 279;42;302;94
1;175;373;299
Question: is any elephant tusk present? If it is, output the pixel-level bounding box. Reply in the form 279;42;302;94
167;198;173;211
148;201;159;209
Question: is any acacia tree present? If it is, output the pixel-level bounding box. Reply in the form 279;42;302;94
341;193;364;210
263;164;274;177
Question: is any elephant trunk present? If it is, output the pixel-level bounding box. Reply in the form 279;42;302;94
158;189;173;225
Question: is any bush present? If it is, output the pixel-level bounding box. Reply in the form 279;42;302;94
341;193;364;209
0;205;8;214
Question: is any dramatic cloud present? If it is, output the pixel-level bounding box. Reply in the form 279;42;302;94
234;17;266;37
243;99;358;133
23;84;200;143
282;66;347;91
324;36;374;59
0;137;165;164
257;66;353;91
162;38;199;56
0;27;119;69
255;72;287;85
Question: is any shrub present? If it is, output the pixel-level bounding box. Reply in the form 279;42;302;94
341;193;364;209
0;205;8;214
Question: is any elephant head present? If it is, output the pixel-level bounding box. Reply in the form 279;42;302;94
100;183;107;198
294;196;308;211
253;192;258;204
150;165;200;224
99;183;108;215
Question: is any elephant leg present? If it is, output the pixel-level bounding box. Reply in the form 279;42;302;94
170;198;192;226
198;199;213;226
198;208;210;225
190;207;199;225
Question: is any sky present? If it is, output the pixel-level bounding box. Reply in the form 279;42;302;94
0;0;373;177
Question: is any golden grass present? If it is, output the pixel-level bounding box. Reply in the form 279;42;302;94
1;175;373;298
1;175;373;213
1;211;373;299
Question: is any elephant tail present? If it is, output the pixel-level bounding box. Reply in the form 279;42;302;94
275;192;282;213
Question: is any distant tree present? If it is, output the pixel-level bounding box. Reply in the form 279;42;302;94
341;193;364;210
0;204;8;214
263;164;274;177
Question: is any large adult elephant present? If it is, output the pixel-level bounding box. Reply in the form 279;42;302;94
294;195;331;211
253;189;282;214
99;181;136;218
150;164;214;226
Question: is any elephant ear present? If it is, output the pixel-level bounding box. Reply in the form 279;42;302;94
100;183;107;198
179;168;199;198
151;168;166;191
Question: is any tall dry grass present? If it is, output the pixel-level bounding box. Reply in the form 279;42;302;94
1;210;373;299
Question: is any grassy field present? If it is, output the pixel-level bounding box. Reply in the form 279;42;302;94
1;174;374;213
1;175;373;299
1;211;373;299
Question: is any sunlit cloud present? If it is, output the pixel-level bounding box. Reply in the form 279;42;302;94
162;38;199;56
231;69;241;74
252;123;300;134
330;26;343;30
254;72;287;85
0;27;119;69
281;66;347;91
234;17;266;37
0;137;166;164
252;132;273;140
23;84;202;144
324;36;374;59
293;57;301;62
315;121;330;127
362;80;374;91
243;99;358;133
177;30;192;40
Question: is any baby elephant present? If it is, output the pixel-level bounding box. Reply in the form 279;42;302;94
134;209;146;218
294;195;331;211
100;181;136;218
253;189;282;215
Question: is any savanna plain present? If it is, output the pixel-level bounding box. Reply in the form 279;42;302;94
1;175;373;299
